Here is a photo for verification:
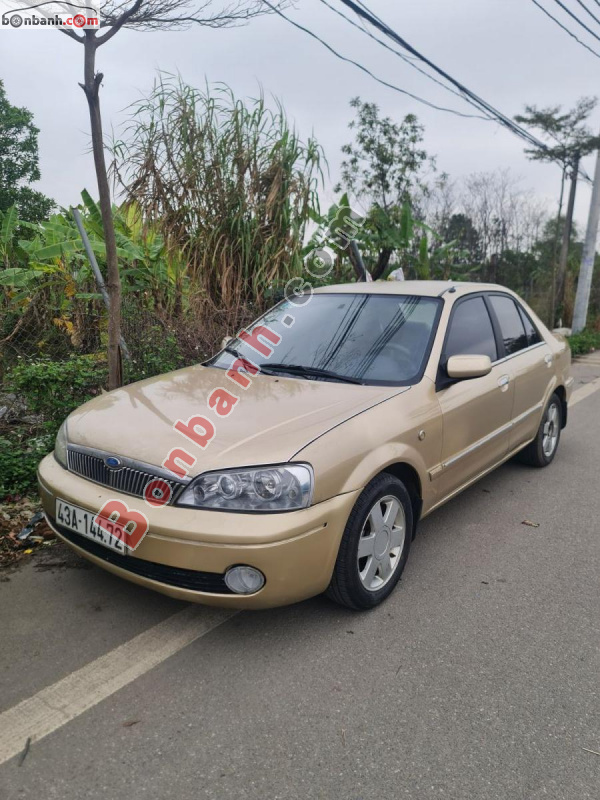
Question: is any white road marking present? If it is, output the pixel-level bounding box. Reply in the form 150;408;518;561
0;605;237;766
570;376;600;407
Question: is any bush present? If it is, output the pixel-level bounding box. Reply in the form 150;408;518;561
0;354;108;499
0;345;188;499
567;329;600;357
124;325;184;383
6;353;108;421
0;427;55;498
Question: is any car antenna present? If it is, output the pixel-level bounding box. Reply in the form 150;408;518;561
437;283;457;297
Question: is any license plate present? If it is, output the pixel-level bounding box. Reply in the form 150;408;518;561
55;499;126;554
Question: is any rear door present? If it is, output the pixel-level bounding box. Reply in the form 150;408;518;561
486;293;552;451
435;294;515;498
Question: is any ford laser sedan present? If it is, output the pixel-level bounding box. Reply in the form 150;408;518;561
38;281;573;610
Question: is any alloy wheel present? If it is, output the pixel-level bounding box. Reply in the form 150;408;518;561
357;495;406;591
542;402;560;458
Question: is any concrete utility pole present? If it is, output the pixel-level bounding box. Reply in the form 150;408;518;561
555;152;580;323
572;144;600;333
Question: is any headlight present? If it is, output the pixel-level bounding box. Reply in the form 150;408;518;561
176;464;313;512
54;420;69;468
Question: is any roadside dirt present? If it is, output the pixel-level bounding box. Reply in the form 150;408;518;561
0;496;55;574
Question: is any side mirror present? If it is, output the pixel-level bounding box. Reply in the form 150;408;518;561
446;354;492;380
221;336;234;351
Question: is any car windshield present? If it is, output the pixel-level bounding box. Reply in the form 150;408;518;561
208;293;442;386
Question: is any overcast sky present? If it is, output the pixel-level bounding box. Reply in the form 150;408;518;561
2;0;600;228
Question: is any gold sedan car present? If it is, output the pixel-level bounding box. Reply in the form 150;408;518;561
38;281;573;610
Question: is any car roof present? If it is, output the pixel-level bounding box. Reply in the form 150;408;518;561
312;280;512;298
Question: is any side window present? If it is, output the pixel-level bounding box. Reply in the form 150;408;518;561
517;305;542;347
488;295;528;355
445;296;498;362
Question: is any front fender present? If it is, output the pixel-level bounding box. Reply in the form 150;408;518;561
294;381;442;513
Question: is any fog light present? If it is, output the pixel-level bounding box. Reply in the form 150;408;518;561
224;565;265;595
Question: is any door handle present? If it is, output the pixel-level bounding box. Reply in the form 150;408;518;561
498;375;510;390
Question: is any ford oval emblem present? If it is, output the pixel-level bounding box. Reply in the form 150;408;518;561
104;456;122;469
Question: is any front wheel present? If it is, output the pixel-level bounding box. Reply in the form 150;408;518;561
517;393;562;467
326;474;413;610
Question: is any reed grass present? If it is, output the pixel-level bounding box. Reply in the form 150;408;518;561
113;75;324;307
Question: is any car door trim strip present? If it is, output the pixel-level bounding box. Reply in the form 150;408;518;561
429;401;544;480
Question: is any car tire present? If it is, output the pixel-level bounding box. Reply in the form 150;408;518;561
326;473;413;610
516;392;562;468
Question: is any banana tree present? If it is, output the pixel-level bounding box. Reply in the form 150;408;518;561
308;197;458;282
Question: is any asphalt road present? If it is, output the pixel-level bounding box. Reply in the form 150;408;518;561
1;360;599;800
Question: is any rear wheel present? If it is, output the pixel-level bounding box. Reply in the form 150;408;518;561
326;474;413;610
517;392;562;467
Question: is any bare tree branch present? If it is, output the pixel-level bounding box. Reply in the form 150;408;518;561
96;0;291;36
95;0;144;44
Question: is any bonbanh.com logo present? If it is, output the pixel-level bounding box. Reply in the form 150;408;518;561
1;0;100;29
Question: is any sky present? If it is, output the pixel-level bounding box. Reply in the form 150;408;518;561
2;0;600;229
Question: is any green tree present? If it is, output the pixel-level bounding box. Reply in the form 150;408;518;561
442;213;481;264
0;80;54;223
515;98;600;164
335;97;432;279
515;97;600;321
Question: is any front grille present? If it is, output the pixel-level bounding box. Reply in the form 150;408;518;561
52;519;232;594
67;447;186;503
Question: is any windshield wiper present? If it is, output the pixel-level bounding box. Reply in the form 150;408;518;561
224;344;243;358
259;363;363;385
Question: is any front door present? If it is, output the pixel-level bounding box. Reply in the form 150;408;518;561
436;294;515;498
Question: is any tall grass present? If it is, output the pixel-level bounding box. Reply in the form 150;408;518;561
113;75;324;307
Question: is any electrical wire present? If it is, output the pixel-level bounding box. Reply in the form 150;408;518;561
336;0;551;147
318;0;495;119
260;1;491;119
572;0;600;27
530;0;600;58
262;0;594;184
549;0;600;42
336;0;594;183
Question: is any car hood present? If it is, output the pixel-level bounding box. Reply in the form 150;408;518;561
66;364;404;476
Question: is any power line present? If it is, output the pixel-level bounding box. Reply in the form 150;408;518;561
530;0;600;58
572;0;600;27
340;0;591;183
325;0;600;175
318;0;495;119
263;0;593;184
336;0;553;148
549;0;600;42
260;1;491;119
336;0;594;184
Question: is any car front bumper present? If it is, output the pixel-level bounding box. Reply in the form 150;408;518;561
38;454;357;609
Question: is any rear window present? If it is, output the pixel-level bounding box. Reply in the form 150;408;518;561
488;295;529;355
517;305;542;347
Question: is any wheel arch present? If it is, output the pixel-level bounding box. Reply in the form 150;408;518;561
554;384;568;429
380;462;423;538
